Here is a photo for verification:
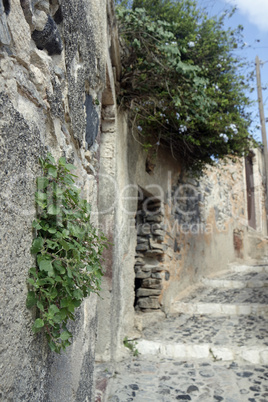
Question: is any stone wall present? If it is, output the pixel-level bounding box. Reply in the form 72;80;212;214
159;151;268;312
0;0;118;400
96;115;268;360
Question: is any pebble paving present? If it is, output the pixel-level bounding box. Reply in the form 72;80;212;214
96;263;268;401
102;357;268;401
142;315;268;347
177;287;268;305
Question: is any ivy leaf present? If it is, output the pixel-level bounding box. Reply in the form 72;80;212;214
73;289;83;300
32;318;44;333
60;298;71;308
35;191;47;202
36;177;49;190
58;157;66;166
65;163;76;170
32;220;42;230
39;260;54;276
26;291;37;308
47;204;61;215
37;300;44;312
60;330;72;341
31;237;44;254
60;239;70;251
53;260;66;274
48;304;60;316
48;166;57;178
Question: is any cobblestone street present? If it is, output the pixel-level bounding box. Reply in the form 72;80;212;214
95;262;268;401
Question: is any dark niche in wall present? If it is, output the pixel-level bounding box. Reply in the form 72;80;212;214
85;94;99;148
32;15;63;55
3;0;10;15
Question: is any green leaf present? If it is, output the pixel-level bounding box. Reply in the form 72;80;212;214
48;166;57;178
53;309;68;323
31;237;44;254
48;227;57;234
65;163;76;170
60;298;71;308
53;260;66;274
32;220;42;230
26;291;37;308
39;260;54;276
73;289;83;300
35;191;47;202
47;204;61;215
37;300;45;311
60;239;70;251
36;177;49;190
32;318;44;329
60;330;72;341
58;157;66;166
48;304;60;316
36;199;47;209
47;153;56;164
27;278;36;286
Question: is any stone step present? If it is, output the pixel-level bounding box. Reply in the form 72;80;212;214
229;263;268;273
136;339;268;365
202;271;268;289
172;301;268;315
104;356;268;402
171;286;268;316
136;314;268;365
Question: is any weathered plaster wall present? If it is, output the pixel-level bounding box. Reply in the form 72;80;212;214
97;115;268;359
160;150;268;312
0;0;117;400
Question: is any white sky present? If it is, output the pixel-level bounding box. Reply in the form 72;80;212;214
226;0;268;31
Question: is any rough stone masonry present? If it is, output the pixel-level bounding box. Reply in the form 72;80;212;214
0;0;117;400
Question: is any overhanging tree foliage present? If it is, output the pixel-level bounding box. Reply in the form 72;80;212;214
115;0;256;171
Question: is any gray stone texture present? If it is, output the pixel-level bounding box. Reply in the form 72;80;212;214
0;0;113;400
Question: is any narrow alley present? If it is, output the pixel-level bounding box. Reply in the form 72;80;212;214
95;261;268;401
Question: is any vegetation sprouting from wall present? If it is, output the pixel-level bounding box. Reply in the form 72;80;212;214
27;154;108;353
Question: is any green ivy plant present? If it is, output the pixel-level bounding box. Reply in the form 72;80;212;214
26;154;108;353
116;1;257;172
123;336;139;357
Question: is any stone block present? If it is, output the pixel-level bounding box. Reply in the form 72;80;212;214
152;229;165;236
141;278;162;289
149;240;164;250
144;249;164;257
137;298;160;309
137;237;149;244
146;215;163;223
154;235;165;242
136;243;149;252
136;288;161;297
135;271;151;279
137;224;151;235
151;223;162;230
142;264;157;272
151;273;162;279
135;257;145;266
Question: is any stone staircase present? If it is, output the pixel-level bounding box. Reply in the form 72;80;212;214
136;262;268;365
96;262;268;401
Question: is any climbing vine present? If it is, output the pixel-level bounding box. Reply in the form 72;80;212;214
116;0;257;172
26;154;108;353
